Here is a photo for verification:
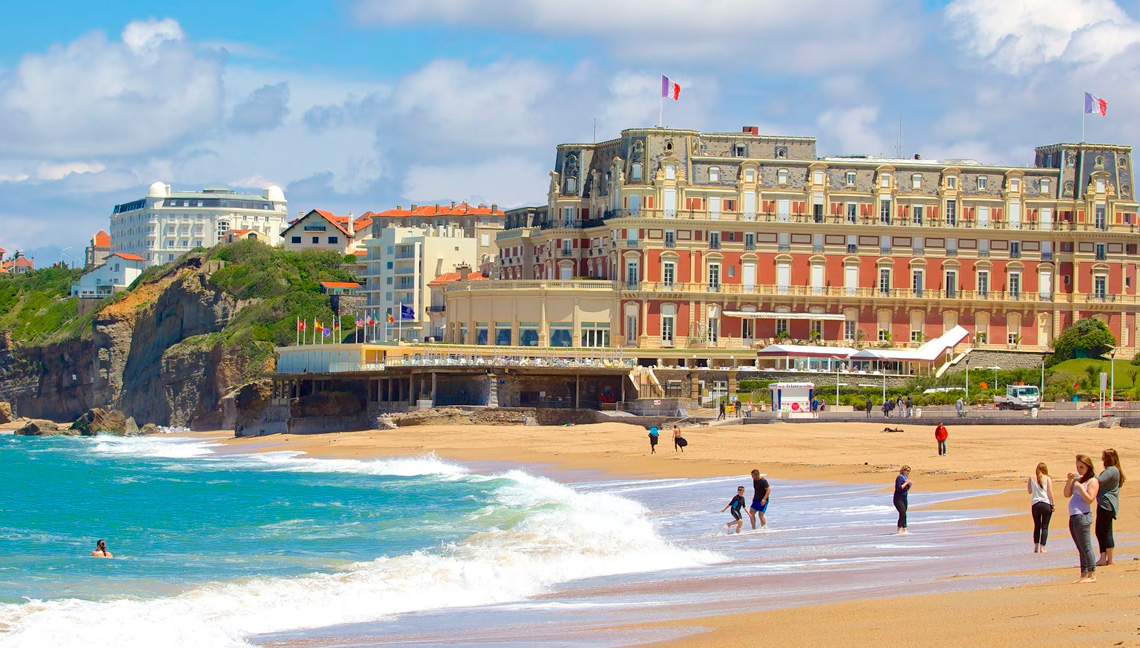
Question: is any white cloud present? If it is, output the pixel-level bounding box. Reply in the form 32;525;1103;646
228;82;291;133
0;18;224;158
36;161;107;181
817;106;890;156
403;156;549;207
945;0;1140;72
353;0;917;73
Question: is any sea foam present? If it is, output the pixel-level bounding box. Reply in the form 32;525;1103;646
0;446;721;648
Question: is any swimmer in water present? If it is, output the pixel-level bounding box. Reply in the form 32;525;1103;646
91;539;113;558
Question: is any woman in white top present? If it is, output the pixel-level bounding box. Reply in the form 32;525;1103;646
1064;454;1101;583
1027;462;1054;553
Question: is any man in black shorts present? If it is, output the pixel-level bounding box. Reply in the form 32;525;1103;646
748;469;770;530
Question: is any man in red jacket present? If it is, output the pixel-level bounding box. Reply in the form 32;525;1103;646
934;422;949;456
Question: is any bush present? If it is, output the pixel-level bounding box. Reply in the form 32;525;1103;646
1050;318;1116;364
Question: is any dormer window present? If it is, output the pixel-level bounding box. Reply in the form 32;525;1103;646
813;169;823;184
745;168;755;182
1041;178;1051;195
631;163;642;180
709;167;720;183
1096;177;1106;193
1011;178;1020;192
880;173;891;189
977;176;988;190
947;176;957;189
777;169;788;185
911;174;922;190
665;164;676;180
846;171;856;186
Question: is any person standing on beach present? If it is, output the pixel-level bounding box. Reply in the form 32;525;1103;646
722;486;747;534
648;426;659;454
1028;462;1054;553
1064;454;1101;583
906;396;914;418
748;469;770;530
90;539;112;558
894;466;912;535
866;398;873;418
955;397;965;418
1095;449;1124;567
673;425;684;452
934;422;948;456
717;401;726;421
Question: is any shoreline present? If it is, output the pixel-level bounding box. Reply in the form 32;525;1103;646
203;420;1138;648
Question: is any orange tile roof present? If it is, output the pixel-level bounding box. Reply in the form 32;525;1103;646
0;266;8;274
93;230;110;247
427;271;489;287
284;210;372;239
319;281;361;289
371;203;505;218
228;229;255;236
110;252;146;262
7;256;34;267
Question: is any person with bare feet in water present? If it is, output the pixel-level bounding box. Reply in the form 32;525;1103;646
1028;462;1054;553
90;539;112;558
894;466;912;535
1065;454;1100;583
722;486;747;534
1095;449;1124;567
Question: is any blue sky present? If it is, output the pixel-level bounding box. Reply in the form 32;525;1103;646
4;0;1140;264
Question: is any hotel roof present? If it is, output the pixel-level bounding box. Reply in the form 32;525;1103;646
428;271;489;287
368;203;504;218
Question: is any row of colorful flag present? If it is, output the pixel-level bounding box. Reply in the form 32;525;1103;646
293;304;418;344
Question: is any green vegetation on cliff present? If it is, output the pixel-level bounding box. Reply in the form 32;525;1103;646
1;240;359;380
0;266;87;344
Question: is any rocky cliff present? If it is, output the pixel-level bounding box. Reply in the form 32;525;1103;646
0;258;261;428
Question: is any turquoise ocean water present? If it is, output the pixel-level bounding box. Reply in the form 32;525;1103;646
0;435;715;647
1;433;1078;648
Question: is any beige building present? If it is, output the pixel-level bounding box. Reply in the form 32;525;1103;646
362;225;480;342
367;202;505;269
281;209;373;254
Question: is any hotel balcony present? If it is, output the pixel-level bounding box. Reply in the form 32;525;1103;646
571;207;1138;234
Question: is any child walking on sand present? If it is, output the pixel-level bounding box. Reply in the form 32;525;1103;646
722;486;747;534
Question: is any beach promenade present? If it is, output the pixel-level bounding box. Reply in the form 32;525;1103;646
222;420;1139;648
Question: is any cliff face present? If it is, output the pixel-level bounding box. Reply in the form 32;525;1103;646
0;259;257;428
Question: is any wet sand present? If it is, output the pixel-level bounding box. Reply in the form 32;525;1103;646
213;420;1138;647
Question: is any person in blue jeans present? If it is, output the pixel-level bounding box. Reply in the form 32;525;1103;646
1066;454;1101;583
894;465;912;535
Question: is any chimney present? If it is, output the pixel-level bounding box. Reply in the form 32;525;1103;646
347;211;355;236
450;200;456;208
491;203;498;213
411;203;418;211
397;205;402;210
456;262;472;278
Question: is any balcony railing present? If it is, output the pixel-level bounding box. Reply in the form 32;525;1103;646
536;206;1139;234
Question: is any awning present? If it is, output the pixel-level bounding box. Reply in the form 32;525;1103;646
723;311;847;321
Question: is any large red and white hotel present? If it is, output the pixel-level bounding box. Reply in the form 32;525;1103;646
440;126;1140;366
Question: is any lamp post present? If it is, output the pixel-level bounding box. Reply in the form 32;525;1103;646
1110;347;1117;407
965;356;970;401
989;366;1001;393
60;247;72;268
859;383;880;411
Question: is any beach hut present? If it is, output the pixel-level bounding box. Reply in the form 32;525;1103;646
769;382;814;414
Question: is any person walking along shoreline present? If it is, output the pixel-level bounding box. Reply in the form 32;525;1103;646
1028;462;1054;553
894;466;912;535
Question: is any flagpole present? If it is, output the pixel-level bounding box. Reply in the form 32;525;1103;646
296;318;300;346
659;93;663;128
398;302;402;343
1082;97;1086;143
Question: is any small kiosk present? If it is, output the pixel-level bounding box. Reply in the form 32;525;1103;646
769;382;815;415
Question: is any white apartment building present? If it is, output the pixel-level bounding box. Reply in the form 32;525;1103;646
70;252;146;298
110;182;288;266
363;225;478;342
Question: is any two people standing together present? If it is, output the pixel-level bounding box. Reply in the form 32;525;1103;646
722;469;771;533
1032;449;1125;583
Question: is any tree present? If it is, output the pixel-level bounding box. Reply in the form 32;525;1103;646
1050;318;1117;364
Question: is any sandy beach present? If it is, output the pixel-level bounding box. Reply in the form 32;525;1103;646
217;420;1138;647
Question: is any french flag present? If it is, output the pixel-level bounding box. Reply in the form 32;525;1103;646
1085;92;1108;116
661;75;681;101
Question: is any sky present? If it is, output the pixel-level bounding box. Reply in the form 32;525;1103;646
4;0;1140;265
